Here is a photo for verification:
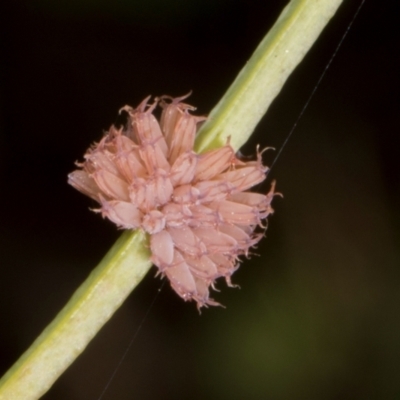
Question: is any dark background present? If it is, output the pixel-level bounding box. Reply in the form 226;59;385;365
1;0;399;399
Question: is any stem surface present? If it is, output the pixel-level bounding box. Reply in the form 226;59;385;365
0;230;152;400
195;0;343;153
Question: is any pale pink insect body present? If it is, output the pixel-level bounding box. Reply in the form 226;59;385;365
68;94;276;308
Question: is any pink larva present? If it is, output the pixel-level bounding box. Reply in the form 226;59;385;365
68;94;276;309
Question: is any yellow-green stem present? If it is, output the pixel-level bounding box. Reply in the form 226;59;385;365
195;0;343;153
0;1;343;399
0;230;152;400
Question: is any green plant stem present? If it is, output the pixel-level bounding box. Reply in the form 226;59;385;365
195;0;343;153
0;230;151;400
0;1;343;399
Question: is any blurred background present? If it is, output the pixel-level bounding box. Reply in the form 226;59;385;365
1;0;399;399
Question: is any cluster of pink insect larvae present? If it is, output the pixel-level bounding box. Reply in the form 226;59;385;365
68;94;276;308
